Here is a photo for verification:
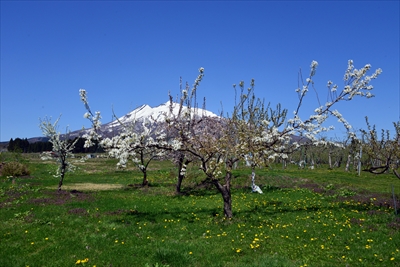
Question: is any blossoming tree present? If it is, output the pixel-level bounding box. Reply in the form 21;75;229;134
39;116;79;191
80;89;165;186
231;79;288;193
200;60;381;217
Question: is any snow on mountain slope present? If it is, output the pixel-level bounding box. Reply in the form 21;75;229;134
106;101;219;128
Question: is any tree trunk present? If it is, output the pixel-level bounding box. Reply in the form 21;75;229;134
213;180;233;218
139;151;149;186
212;163;234;218
176;173;184;194
345;154;352;171
221;186;233;218
176;154;190;194
58;177;64;191
338;155;342;167
141;169;148;186
58;161;67;191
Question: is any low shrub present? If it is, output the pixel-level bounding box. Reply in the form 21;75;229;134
0;161;30;177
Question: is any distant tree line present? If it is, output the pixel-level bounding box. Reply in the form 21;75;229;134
7;137;103;153
7;138;46;153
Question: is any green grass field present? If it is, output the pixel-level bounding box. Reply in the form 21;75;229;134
1;153;399;267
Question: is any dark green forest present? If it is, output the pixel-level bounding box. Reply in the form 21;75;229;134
6;137;102;153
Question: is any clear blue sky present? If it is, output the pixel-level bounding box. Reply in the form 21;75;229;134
1;1;399;142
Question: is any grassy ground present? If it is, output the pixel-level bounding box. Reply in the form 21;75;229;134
0;153;399;267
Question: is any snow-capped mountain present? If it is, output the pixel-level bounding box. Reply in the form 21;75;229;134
107;101;219;128
67;101;219;139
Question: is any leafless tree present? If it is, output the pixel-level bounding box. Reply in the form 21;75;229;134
361;117;400;179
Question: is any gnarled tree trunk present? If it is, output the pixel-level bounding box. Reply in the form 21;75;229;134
213;179;233;218
212;160;236;218
176;154;191;194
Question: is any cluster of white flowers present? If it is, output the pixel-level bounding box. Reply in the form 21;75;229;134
314;106;323;113
331;109;351;130
40;151;54;161
191;67;204;98
342;60;382;100
182;89;188;101
169;139;182;151
310;60;318;75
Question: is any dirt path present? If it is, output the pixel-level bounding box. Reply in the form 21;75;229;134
51;183;124;191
